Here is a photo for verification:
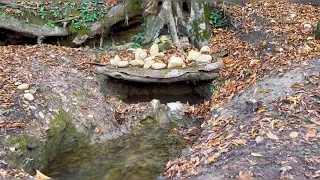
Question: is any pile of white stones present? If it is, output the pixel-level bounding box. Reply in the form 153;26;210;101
109;44;213;70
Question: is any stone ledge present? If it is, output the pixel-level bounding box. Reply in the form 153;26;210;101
96;61;223;83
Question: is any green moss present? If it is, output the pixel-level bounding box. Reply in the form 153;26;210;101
4;109;90;174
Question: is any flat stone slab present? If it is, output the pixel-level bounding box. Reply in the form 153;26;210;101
96;61;223;83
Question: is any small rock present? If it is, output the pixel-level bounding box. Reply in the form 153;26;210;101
130;60;144;67
135;48;148;60
167;102;187;127
150;44;159;56
29;106;37;110
304;23;312;29
280;166;293;173
290;13;296;19
155;53;165;58
270;19;276;23
186;50;201;62
200;46;211;54
117;61;129;68
168;56;184;69
143;60;155;69
114;55;121;61
17;83;30;90
144;56;155;62
39;112;44;119
196;55;212;65
14;82;22;86
307;37;313;41
151;99;160;111
9;147;15;152
110;59;120;67
24;93;34;101
152;62;167;70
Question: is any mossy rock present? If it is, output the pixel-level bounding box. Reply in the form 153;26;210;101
4;110;90;174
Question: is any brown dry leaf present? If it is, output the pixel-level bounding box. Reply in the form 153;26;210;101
238;171;253;179
231;139;247;146
251;152;262;157
36;170;51;180
310;118;320;125
251;116;261;122
289;131;299;138
266;132;279;140
306;129;317;138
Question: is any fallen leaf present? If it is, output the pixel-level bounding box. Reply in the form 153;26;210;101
251;116;261;122
231;139;247;146
289;131;299;138
266;132;279;140
36;170;51;180
251;152;262;157
306;129;316;138
257;108;266;113
238;171;253;179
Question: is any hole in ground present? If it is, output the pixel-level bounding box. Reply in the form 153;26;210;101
101;76;212;105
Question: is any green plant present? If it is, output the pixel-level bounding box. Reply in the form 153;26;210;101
132;42;142;49
44;21;55;28
131;33;145;41
53;5;60;18
209;9;226;28
141;18;147;28
39;7;50;19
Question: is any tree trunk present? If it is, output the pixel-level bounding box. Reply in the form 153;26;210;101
142;0;211;48
0;1;144;45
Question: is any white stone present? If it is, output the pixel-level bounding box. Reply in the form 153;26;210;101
144;56;155;62
24;93;34;101
200;46;211;54
29;106;37;110
130;60;144;67
290;13;297;19
110;59;120;67
304;24;312;29
186;50;201;62
14;82;22;86
196;55;212;65
152;62;167;70
307;37;313;40
150;44;159;56
135;48;148;60
155;53;165;58
17;83;30;90
143;60;155;69
117;61;129;68
114;55;121;61
270;19;276;23
167;56;184;69
39;112;44;119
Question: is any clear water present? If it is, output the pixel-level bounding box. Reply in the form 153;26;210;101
44;125;182;180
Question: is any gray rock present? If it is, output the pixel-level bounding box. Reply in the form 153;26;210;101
168;56;184;69
167;102;187;127
144;56;155;62
110;59;120;67
23;93;34;101
135;48;148;60
117;61;129;68
149;44;159;56
152;62;167;70
196;55;212;65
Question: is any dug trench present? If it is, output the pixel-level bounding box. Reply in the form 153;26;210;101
1;48;214;179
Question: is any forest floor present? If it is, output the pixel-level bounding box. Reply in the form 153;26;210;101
164;1;320;179
0;1;319;179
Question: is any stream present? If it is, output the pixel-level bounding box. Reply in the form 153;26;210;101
44;123;182;180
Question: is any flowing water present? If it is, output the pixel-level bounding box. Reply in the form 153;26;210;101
44;124;182;180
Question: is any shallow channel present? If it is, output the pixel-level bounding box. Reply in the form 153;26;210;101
44;124;182;180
